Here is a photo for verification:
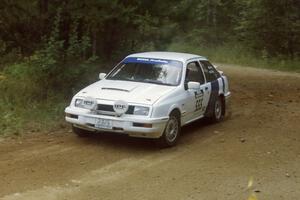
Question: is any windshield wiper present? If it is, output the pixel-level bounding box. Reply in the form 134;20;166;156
107;77;174;86
107;77;131;81
143;79;173;86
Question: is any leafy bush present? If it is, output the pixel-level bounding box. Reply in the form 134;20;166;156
0;10;101;136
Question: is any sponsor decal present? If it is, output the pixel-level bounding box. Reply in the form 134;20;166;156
83;97;97;110
194;90;204;111
113;100;129;115
123;57;182;67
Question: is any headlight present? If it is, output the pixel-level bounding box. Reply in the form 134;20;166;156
75;99;84;108
133;106;149;116
74;97;97;110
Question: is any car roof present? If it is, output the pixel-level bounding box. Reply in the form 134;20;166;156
126;51;207;63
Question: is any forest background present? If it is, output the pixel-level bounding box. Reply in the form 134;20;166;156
0;0;299;135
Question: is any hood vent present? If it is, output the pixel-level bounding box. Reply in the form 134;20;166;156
101;87;130;92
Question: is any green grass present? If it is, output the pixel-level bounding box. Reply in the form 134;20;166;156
0;97;68;136
168;43;300;72
0;61;110;136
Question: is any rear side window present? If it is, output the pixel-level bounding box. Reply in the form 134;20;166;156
200;61;220;82
186;61;205;84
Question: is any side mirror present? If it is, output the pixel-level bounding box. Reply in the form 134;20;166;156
99;73;107;80
187;81;200;90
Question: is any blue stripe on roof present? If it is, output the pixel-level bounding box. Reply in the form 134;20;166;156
124;57;171;64
123;57;182;67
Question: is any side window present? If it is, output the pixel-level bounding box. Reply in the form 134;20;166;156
185;62;205;84
200;61;220;82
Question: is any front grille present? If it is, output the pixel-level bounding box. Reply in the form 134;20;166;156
97;104;114;112
97;104;135;115
126;106;134;114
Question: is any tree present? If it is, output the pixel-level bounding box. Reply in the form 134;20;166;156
237;0;300;58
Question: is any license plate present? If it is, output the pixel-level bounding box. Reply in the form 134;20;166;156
95;118;113;129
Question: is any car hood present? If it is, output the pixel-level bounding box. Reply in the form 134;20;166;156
76;79;176;105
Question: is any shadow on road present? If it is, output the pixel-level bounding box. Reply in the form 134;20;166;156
73;118;216;151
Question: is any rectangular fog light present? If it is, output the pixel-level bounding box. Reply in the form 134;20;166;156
133;123;152;128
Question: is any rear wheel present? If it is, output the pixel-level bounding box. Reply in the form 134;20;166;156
72;126;93;137
210;97;225;123
157;111;181;148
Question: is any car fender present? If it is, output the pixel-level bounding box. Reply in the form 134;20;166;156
218;76;225;96
151;87;184;119
151;101;182;119
167;104;182;117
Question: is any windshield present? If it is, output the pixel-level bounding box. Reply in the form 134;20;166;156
106;57;183;86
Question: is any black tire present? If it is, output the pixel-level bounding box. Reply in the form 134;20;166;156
157;111;181;148
209;96;225;123
72;126;93;137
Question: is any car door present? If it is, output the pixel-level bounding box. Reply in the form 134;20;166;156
183;61;207;121
199;60;222;115
196;61;212;117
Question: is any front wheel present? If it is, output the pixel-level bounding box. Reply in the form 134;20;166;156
157;112;181;148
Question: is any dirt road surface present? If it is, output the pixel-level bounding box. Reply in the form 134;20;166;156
0;65;300;200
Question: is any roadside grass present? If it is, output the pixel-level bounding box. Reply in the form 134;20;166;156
0;96;68;136
0;62;106;137
168;43;300;72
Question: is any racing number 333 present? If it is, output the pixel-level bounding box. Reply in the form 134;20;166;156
195;90;204;111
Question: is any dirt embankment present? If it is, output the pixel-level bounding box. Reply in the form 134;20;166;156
0;65;300;200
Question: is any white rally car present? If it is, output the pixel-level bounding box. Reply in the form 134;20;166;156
65;52;230;147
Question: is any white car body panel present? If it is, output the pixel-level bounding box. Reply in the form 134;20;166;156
65;52;231;138
76;79;176;105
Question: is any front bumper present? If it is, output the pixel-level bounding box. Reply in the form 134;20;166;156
65;106;168;138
